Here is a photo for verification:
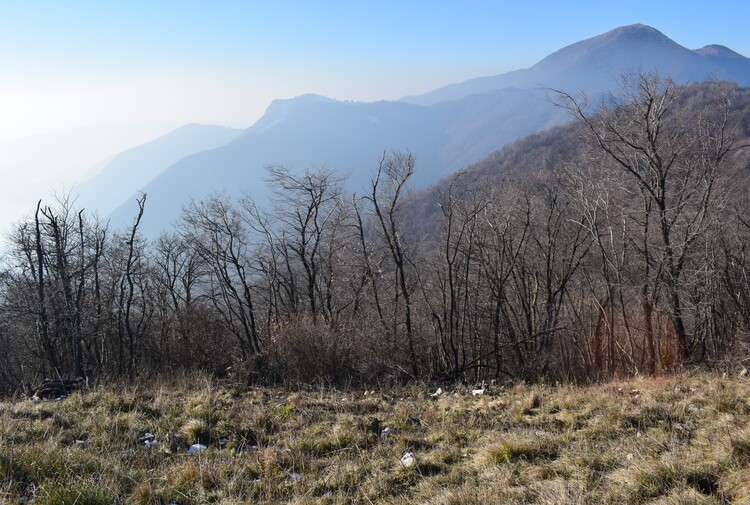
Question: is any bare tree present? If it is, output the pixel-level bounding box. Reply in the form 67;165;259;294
557;73;741;365
265;165;345;323
181;194;262;359
422;171;487;380
367;152;420;377
474;185;530;379
117;194;148;381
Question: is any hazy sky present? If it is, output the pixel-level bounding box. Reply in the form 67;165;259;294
1;0;749;143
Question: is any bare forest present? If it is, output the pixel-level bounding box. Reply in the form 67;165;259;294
1;75;749;394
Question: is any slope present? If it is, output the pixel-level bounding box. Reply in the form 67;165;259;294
405;81;750;244
74;124;241;217
108;97;445;236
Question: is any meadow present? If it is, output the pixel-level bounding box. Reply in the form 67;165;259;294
1;371;749;504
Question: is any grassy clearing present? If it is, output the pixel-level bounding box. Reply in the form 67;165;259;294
1;372;749;504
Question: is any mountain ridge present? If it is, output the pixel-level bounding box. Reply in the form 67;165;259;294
104;24;750;236
75;123;241;217
107;98;446;236
401;24;750;106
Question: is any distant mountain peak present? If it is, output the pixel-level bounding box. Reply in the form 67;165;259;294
604;23;665;38
695;44;746;59
272;94;338;106
543;23;674;59
521;23;683;84
246;94;345;137
402;23;749;107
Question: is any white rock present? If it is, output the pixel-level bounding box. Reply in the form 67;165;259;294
471;389;484;397
430;388;443;397
188;444;207;454
400;452;417;468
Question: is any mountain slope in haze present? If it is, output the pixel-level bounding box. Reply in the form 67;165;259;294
426;24;746;170
109;96;446;236
0;121;183;242
403;24;750;106
430;87;571;171
109;25;750;236
74;124;241;217
404;82;750;244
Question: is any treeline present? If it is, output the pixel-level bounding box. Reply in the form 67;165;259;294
1;74;749;393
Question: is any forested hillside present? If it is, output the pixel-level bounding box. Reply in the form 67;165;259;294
1;75;748;393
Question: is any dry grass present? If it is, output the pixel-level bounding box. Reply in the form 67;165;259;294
1;371;749;504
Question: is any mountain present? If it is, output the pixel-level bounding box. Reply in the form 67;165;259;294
402;24;750;105
0;121;181;242
417;25;749;171
107;24;750;236
74;124;241;217
108;96;446;236
404;81;750;245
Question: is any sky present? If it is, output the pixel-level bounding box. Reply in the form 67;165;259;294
1;0;749;143
0;0;749;236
